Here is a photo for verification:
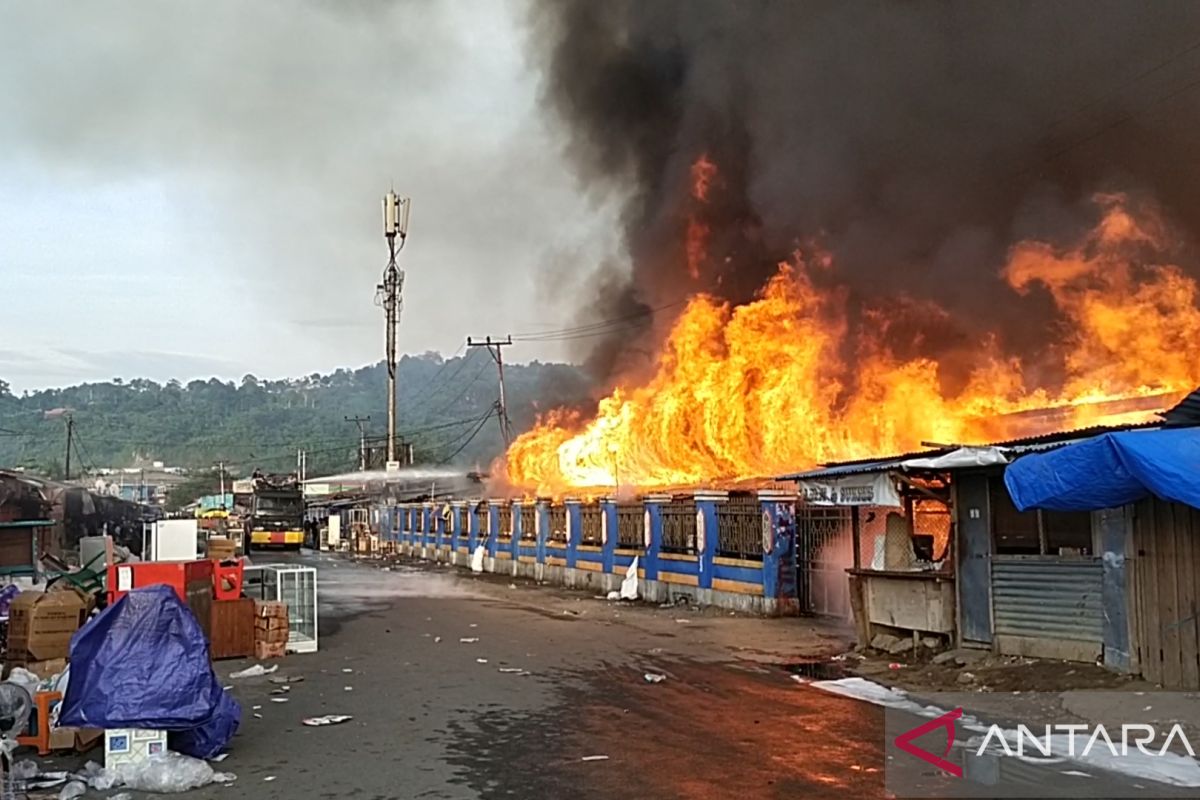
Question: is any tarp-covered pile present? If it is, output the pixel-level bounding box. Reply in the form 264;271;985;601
59;585;240;758
1004;427;1200;512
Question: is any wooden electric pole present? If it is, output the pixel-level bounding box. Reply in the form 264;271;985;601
467;336;514;445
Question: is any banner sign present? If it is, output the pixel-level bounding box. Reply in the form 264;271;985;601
799;472;902;507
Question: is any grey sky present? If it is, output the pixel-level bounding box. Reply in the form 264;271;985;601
0;0;621;392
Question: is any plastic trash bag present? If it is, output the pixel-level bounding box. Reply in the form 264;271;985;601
59;585;240;758
77;760;118;790
620;556;639;600
58;780;86;800
229;664;277;679
471;546;485;573
114;752;234;793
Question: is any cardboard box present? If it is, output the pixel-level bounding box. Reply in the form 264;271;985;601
255;627;288;645
254;640;285;660
207;537;238;560
7;591;88;662
255;615;288;631
104;728;167;768
49;726;102;753
255;600;287;619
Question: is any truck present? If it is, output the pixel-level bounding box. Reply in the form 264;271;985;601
242;473;305;551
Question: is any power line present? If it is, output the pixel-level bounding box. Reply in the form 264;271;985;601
436;407;496;463
510;299;688;341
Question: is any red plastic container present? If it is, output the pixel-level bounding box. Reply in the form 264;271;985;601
107;559;214;606
213;559;244;601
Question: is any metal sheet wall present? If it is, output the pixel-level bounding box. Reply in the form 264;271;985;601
992;557;1102;660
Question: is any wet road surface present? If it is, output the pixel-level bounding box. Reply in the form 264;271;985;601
174;552;884;799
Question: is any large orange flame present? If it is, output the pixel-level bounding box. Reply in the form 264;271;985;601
505;193;1200;495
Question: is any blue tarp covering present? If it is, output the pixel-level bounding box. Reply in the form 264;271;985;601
59;585;240;758
1004;427;1200;512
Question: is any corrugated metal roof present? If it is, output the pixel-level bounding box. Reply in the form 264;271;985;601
777;421;1163;482
1163;387;1200;426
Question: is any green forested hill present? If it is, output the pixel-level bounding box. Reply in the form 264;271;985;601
0;353;590;479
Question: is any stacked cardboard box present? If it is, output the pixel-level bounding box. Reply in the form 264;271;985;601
6;589;88;673
254;600;288;659
206;537;238;560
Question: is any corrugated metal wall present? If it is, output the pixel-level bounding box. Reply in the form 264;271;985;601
992;557;1103;660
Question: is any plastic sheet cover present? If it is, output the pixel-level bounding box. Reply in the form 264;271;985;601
59;585;240;758
1004;427;1200;512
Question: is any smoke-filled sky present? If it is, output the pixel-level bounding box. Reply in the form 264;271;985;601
8;1;1200;401
0;0;620;392
530;0;1200;392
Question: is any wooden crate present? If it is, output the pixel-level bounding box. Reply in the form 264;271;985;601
209;598;255;660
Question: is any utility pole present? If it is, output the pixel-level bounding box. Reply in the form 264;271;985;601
215;461;227;497
377;190;411;468
64;415;74;481
345;416;371;471
467;336;514;445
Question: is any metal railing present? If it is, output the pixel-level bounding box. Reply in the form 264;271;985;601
716;493;764;561
475;503;489;536
457;507;469;539
660;500;697;554
616;504;643;549
496;504;512;539
549;505;567;543
579;505;602;545
520;505;537;540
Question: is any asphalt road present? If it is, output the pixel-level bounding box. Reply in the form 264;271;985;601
144;552;885;799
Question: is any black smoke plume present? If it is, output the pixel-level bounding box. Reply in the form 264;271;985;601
528;0;1200;394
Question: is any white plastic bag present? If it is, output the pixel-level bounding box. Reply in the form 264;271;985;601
470;545;485;573
230;663;278;679
620;556;639;600
115;753;221;793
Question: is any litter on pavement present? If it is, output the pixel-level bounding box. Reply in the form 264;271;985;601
460;637;479;643
303;715;353;727
231;664;279;679
643;672;667;684
580;755;610;762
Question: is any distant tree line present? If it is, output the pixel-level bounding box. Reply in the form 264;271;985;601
0;354;590;482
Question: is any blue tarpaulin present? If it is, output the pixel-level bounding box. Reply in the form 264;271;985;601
59;585;240;758
1004;427;1200;512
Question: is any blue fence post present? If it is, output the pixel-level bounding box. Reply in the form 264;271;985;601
601;497;618;575
435;501;446;555
406;505;416;549
487;501;502;559
536;499;549;566
450;501;464;560
643;494;667;584
422;503;433;552
467;502;480;553
693;491;727;591
507;503;520;563
758;489;797;614
564;498;581;569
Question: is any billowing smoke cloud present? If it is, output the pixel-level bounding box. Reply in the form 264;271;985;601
528;0;1200;394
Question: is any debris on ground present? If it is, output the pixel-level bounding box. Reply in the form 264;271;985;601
459;637;479;643
643;672;667;684
434;636;442;643
497;667;527;674
476;658;489;664
230;664;278;679
580;755;609;762
606;591;620;600
270;697;289;703
303;715;353;727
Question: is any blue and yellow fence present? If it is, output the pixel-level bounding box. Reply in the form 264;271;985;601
378;490;799;615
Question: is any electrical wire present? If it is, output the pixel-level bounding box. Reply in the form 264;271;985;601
510;299;689;342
